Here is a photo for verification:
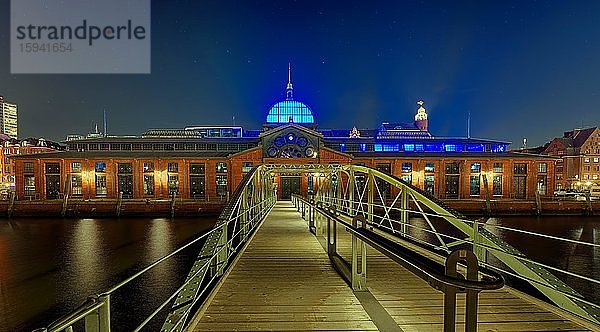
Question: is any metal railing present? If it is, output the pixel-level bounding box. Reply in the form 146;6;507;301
34;166;276;332
292;194;504;331
309;164;600;326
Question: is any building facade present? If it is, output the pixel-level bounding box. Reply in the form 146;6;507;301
12;68;557;201
0;137;63;191
0;96;18;139
544;127;600;190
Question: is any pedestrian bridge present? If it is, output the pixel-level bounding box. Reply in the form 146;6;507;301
37;164;600;332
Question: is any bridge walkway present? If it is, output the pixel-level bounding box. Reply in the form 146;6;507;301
188;202;590;331
189;202;377;331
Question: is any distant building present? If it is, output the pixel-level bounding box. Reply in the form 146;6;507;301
11;66;556;201
544;127;600;190
0;96;18;139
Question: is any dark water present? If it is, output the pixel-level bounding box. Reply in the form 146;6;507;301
405;214;600;304
0;216;216;332
484;215;600;304
0;215;599;331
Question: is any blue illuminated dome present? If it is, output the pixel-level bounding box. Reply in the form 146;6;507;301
266;64;315;124
266;100;314;123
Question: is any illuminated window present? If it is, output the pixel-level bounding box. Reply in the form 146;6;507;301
216;175;227;196
424;162;434;172
401;174;412;184
470;163;481;173
425;144;444;152
466;144;485;152
216;162;227;173
117;163;133;198
143;175;154;196
95;162;106;173
445;144;462;152
514;163;527;175
403;144;414;152
538;163;547;173
374;144;400;152
537;175;547;195
424;175;434;195
71;162;82;172
493;175;503;195
491;144;506;152
143;162;154;172
493;163;503;173
470;175;480;195
168;175;179;195
24;175;35;197
168;162;178;173
71;175;82;196
402;162;412;173
242;162;253;173
190;163;205;198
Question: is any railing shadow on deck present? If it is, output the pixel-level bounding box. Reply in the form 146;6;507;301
292;194;505;332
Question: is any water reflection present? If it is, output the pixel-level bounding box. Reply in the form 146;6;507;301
0;216;216;331
67;219;105;295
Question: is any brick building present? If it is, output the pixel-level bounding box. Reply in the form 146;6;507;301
11;121;556;201
11;67;557;201
544;127;600;190
1;137;63;191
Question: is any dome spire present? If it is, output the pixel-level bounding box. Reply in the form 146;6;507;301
286;62;294;100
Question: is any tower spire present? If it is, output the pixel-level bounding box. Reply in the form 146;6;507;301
286;62;293;100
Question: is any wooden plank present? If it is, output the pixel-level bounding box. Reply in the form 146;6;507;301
190;203;375;331
193;321;379;331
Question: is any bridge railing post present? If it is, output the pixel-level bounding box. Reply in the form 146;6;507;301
367;171;374;225
315;202;323;236
473;220;486;264
309;199;315;233
349;170;355;216
211;220;228;277
351;215;367;291
401;188;408;236
84;294;111;332
444;249;481;332
327;206;337;255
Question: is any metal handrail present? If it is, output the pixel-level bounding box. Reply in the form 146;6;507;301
293;194;504;291
328;195;600;250
35;165;276;332
311;164;600;325
329;195;600;289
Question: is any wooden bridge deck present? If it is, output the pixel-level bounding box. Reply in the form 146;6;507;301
188;202;592;331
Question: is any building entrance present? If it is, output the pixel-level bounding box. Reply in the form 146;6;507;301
280;176;301;200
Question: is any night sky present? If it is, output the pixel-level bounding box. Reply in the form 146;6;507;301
1;0;599;147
